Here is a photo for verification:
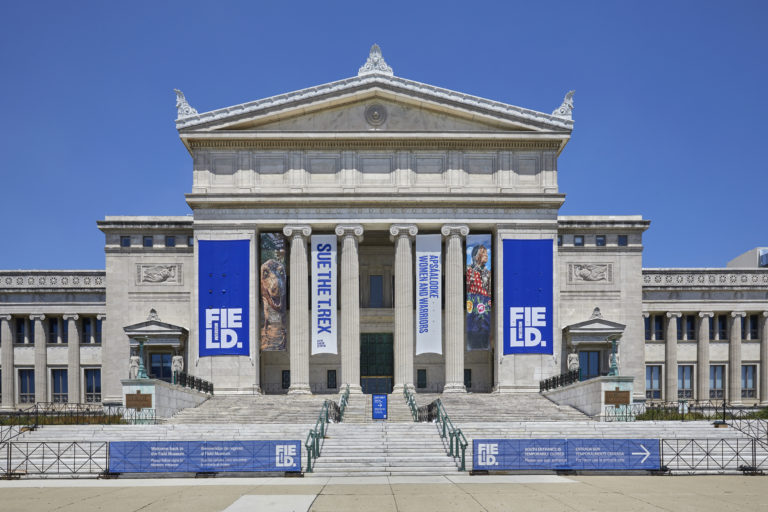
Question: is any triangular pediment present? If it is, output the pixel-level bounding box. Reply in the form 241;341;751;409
566;318;626;333
176;74;573;136
123;320;187;337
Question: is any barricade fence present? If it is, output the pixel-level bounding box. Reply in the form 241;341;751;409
0;403;156;426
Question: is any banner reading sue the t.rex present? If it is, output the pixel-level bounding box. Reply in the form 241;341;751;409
311;235;337;355
466;234;492;351
502;239;553;355
198;239;250;357
260;233;287;351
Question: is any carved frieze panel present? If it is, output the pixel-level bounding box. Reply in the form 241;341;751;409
136;264;182;285
642;270;768;288
0;272;104;289
567;263;613;284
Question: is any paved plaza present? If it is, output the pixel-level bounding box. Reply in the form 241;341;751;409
0;475;766;512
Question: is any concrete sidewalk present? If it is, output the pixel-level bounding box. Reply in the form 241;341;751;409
0;475;766;512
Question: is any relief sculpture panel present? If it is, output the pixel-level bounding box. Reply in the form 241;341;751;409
136;264;182;285
567;263;613;284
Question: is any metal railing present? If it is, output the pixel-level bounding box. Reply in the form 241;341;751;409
403;388;467;471
0;403;156;427
539;370;580;392
0;426;27;443
305;399;336;473
662;438;768;473
173;372;214;395
2;441;109;478
338;384;350;422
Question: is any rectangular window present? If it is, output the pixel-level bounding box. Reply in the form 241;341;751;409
187;235;194;247
15;318;25;344
579;351;601;380
281;370;290;390
120;236;131;247
143;236;153;248
81;318;92;344
742;365;757;399
646;365;661;399
653;315;665;340
417;369;427;389
744;314;759;340
84;369;101;403
165;236;176;247
95;318;102;344
685;315;696;340
716;315;728;340
19;369;34;403
618;235;628;246
62;320;68;344
573;235;584;247
678;365;693;399
48;318;59;344
644;316;651;340
595;235;606;247
150;353;172;382
52;369;68;403
710;365;725;399
368;275;384;308
557;235;562;247
326;370;337;389
464;369;472;390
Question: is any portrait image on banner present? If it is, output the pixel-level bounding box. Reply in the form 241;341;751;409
198;239;250;357
466;234;492;350
260;233;287;351
311;235;337;355
502;239;554;355
415;234;442;355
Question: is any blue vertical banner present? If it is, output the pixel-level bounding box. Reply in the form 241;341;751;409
199;240;250;357
502;239;553;355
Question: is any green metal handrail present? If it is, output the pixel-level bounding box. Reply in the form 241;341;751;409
403;385;419;421
305;400;331;473
339;384;351;421
433;399;468;471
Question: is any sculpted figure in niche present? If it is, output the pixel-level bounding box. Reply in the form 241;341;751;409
172;355;184;376
129;348;140;379
567;352;580;371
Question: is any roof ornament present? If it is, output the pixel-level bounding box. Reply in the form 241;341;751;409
590;307;602;320
147;308;160;322
358;44;393;77
174;89;198;120
551;90;575;120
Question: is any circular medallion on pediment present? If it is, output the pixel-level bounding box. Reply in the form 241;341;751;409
364;104;387;126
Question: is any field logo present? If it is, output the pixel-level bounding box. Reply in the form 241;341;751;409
477;443;499;466
204;308;243;349
275;444;297;468
508;307;548;348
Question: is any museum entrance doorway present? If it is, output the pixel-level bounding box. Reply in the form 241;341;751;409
360;333;393;394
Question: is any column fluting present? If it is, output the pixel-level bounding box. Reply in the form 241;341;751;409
336;225;363;394
284;225;312;394
390;224;418;393
441;224;469;393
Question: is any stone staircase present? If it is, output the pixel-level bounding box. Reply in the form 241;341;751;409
309;422;458;476
166;393;331;424
413;392;590;422
341;393;371;423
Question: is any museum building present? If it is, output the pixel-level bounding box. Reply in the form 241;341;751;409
1;46;767;410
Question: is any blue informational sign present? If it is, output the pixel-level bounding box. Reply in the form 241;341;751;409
473;439;660;471
502;239;553;355
199;240;250;357
372;394;388;420
109;440;301;473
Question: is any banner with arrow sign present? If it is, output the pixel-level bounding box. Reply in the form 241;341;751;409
473;439;660;471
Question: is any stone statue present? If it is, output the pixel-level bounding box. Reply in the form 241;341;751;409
172;355;184;376
129;354;140;379
567;352;580;371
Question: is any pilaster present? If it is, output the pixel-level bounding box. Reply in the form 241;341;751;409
730;312;745;404
697;312;713;402
31;314;47;403
665;312;680;401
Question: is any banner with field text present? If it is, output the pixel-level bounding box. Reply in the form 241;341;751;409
311;235;338;354
502;239;553;355
415;234;442;355
198;239;250;357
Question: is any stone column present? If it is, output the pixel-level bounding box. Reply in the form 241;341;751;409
390;224;418;393
64;314;80;403
284;225;312;395
335;224;363;394
1;315;13;409
665;312;680;401
441;224;469;393
697;312;713;402
31;314;47;403
760;312;768;405
729;312;745;404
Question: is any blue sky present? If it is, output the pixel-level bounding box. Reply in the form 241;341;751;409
0;1;765;269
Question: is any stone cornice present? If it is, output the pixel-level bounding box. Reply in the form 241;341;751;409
0;271;105;291
175;74;574;132
642;269;768;289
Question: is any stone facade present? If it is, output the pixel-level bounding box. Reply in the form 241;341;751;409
0;47;766;408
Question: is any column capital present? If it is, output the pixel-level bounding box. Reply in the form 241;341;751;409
335;224;364;242
665;312;682;318
29;314;45;321
97;314;106;321
282;225;312;239
62;314;79;321
642;312;650;318
440;224;469;238
762;311;768;318
389;224;418;241
0;314;11;322
730;311;747;318
698;311;714;318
